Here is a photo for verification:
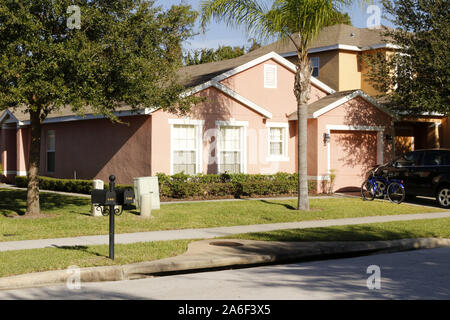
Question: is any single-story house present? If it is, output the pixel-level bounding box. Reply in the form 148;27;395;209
0;51;395;192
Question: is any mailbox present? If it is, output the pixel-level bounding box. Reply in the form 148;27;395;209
116;188;135;205
91;189;116;206
90;174;135;261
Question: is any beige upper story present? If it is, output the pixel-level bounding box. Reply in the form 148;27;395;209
266;24;396;95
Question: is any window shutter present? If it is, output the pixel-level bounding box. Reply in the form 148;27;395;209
264;64;277;88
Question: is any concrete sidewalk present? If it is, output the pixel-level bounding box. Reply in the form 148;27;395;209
1;211;450;252
1;237;450;291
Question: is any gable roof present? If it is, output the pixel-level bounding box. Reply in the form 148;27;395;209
1;43;350;126
288;89;395;119
181;51;335;96
0;109;19;125
1;52;307;125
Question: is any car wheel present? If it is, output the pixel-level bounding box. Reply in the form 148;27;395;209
436;186;450;208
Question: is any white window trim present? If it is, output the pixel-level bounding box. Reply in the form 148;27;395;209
216;120;247;174
169;119;204;175
325;124;385;175
264;64;277;89
3;170;27;176
216;120;248;127
168;119;205;126
266;122;289;162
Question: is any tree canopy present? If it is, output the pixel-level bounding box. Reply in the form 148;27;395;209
0;0;198;117
184;39;261;65
0;0;199;214
364;0;449;116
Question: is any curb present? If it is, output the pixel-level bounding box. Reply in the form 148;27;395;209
1;237;450;291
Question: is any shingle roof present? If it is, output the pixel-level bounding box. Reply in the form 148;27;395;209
306;90;360;118
0;104;145;124
288;89;395;119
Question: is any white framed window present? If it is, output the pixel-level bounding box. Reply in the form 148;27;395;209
46;130;55;173
169;119;204;175
310;57;319;77
266;122;289;162
216;120;247;174
264;64;277;88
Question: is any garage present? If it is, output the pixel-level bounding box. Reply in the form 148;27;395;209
330;129;379;192
288;89;394;194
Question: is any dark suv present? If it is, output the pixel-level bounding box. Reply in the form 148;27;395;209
375;149;450;208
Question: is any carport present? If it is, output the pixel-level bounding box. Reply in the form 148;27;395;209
394;115;447;157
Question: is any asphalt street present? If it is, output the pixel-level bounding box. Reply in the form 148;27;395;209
1;247;449;300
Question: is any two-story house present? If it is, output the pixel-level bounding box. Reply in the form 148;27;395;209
0;24;447;192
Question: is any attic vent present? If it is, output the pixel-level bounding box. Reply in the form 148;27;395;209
264;64;277;88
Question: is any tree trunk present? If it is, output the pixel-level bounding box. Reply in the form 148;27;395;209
26;109;42;215
294;56;312;211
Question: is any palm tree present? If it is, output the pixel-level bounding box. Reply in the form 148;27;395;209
201;0;369;210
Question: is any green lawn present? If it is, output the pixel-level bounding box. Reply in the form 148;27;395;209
0;189;445;242
1;218;449;278
0;239;192;278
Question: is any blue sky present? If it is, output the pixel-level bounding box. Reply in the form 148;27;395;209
155;0;392;51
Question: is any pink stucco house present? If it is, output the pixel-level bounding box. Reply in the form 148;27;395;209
0;50;395;192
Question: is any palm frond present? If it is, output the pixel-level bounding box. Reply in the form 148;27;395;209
200;0;269;36
201;0;375;52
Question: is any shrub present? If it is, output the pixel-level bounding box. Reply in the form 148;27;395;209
15;176;94;194
14;176;28;188
14;173;319;199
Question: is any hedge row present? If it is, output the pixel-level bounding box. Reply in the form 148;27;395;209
15;173;318;199
15;176;95;194
157;172;317;198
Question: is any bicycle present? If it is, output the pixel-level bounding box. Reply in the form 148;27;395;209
361;169;406;204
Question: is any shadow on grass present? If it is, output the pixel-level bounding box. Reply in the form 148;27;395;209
0;189;89;216
259;199;296;210
51;245;106;258
0;191;26;216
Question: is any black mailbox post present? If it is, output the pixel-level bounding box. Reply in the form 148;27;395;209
91;175;135;260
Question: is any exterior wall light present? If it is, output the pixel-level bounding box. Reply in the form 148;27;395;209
323;133;330;144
